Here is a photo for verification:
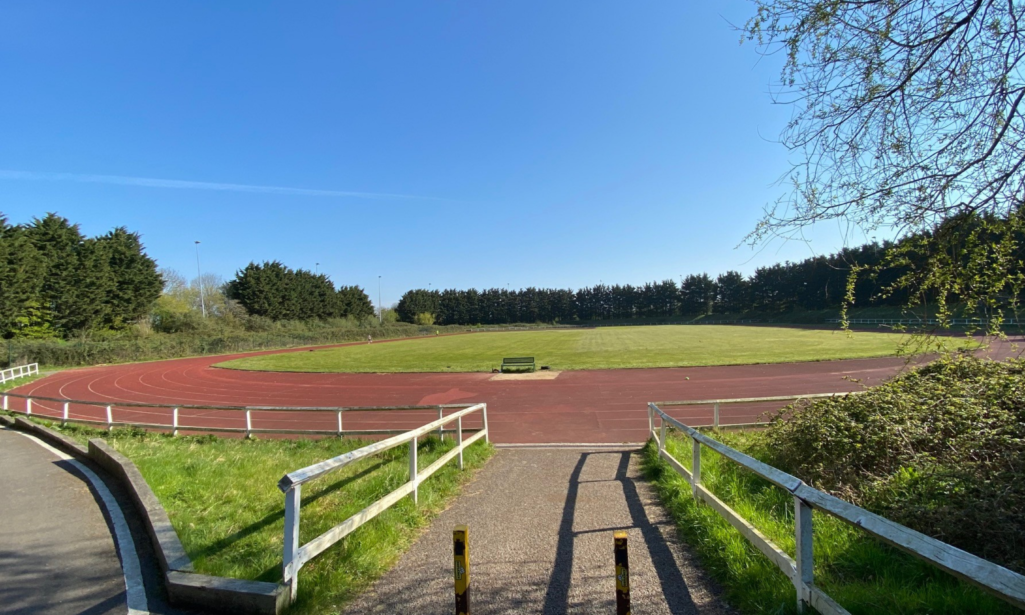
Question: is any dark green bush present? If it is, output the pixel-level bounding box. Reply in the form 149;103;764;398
765;354;1025;572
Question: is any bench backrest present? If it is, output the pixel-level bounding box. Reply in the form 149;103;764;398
502;357;535;363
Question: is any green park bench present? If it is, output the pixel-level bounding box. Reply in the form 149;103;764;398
501;356;536;373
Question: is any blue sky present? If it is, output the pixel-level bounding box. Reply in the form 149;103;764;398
0;1;877;308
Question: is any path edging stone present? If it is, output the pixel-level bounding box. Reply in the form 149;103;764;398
4;417;289;615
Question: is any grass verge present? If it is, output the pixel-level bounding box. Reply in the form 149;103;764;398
16;419;492;615
216;325;972;373
642;431;1015;614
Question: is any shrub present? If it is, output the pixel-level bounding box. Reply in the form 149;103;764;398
765;354;1025;572
414;312;435;326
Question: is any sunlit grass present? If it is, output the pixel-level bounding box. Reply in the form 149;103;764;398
643;431;1014;614
24;420;492;615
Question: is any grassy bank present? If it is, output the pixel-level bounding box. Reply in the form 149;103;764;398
643;431;1014;614
217;325;971;373
27;421;492;614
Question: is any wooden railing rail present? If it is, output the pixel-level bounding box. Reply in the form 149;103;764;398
648;402;1025;613
278;403;488;602
0;362;39;384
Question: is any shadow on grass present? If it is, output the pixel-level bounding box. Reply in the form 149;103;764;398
189;457;389;566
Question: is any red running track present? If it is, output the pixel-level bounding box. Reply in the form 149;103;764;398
11;337;1022;444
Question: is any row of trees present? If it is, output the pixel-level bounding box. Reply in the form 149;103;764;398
395;240;917;326
224;261;374;322
0;214;163;338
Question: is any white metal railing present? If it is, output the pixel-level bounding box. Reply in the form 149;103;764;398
647;402;1025;614
654;391;865;429
277;403;488;602
826;317;1021;325
1;389;473;437
0;363;39;384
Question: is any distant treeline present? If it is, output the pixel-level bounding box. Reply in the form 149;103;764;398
0;213;163;338
225;261;374;322
396;242;915;325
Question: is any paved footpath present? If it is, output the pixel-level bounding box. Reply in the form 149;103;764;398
345;447;734;615
0;427;130;615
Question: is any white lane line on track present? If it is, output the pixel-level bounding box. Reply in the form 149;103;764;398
11;430;151;615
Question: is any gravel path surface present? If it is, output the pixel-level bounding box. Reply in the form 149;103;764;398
344;447;733;615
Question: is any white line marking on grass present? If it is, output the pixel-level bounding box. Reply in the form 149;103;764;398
13;430;151;615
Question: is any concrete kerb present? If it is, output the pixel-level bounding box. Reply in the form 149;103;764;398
4;416;289;615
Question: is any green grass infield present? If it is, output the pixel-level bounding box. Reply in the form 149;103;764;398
215;325;973;373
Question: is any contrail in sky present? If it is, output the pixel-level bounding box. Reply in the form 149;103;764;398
0;169;448;201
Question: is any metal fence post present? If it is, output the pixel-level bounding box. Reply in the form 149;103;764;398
245;409;252;438
337;411;343;438
172;408;179;436
659;418;667;454
438;406;444;441
283;484;302;602
410;436;419;505
794;497;814;612
691;437;701;496
713;402;720;429
26;398;32;415
106;405;113;431
647;404;654;436
454;525;470;615
62;402;69;426
3;394;8;410
457;416;464;470
482;405;489;443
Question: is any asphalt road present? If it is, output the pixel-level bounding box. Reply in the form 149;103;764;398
0;427;129;615
343;447;734;615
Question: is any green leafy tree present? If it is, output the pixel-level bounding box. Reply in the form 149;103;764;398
744;1;1025;325
0;216;43;338
24;214;113;335
96;227;163;329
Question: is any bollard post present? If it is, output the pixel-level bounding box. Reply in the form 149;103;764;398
106;405;113;431
454;525;470;615
172;408;179;436
62;402;69;426
410;437;419;505
614;531;631;615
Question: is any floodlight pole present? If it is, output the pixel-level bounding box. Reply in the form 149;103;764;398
195;241;206;318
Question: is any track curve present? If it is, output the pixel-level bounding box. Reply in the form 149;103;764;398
12;336;1022;443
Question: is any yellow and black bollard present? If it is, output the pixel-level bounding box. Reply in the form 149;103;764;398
614;530;631;615
454;525;470;615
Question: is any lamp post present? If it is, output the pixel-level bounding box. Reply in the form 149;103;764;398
378;275;382;323
195;241;206;318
